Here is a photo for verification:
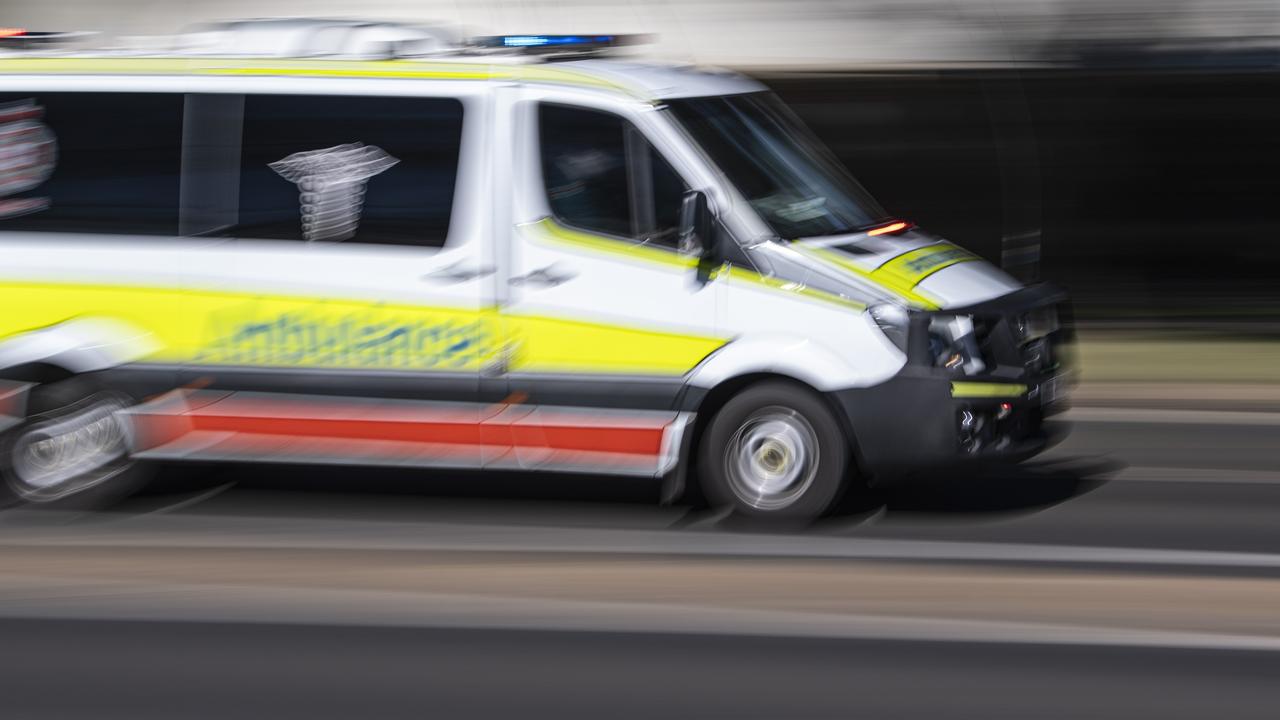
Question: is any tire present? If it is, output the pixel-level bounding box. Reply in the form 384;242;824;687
697;381;853;520
0;375;150;510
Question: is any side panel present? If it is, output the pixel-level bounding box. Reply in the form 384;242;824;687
698;273;907;391
508;219;726;378
0;82;499;469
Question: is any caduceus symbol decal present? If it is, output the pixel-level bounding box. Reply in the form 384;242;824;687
269;142;399;242
0;99;58;219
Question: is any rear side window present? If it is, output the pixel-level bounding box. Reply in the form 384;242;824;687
0;92;183;235
0;92;464;246
235;94;464;246
539;104;688;249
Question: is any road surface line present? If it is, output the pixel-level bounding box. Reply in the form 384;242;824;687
1118;466;1280;485
6;515;1280;570
1067;406;1280;426
2;578;1280;652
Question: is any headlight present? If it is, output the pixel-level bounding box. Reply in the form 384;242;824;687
869;303;910;353
1017;306;1059;342
929;314;986;375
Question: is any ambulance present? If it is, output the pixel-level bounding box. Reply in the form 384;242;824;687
0;23;1073;519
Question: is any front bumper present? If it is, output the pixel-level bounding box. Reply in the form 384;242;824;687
836;284;1074;480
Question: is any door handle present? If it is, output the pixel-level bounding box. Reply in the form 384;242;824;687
510;264;578;288
422;262;495;284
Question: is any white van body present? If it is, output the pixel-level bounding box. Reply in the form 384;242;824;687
0;49;1072;516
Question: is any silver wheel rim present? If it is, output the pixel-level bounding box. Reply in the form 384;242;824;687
723;406;819;511
9;393;133;502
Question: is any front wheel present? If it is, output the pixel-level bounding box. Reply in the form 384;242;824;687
698;381;854;520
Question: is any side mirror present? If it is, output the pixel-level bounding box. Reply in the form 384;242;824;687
679;190;720;282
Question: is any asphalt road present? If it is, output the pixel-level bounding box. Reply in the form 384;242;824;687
103;414;1280;555
4;620;1280;720
0;412;1277;718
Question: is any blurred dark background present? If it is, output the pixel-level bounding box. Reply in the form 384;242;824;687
767;66;1280;326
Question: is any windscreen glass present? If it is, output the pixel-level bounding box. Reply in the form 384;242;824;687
666;92;888;240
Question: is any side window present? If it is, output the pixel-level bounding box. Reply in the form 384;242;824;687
235;94;464;246
0;92;183;235
539;104;689;250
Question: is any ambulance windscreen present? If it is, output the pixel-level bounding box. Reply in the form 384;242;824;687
666;92;890;241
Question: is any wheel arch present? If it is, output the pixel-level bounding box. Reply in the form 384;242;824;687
664;371;868;505
0;317;157;377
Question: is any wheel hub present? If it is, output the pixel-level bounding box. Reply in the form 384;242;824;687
725;408;820;511
754;440;792;475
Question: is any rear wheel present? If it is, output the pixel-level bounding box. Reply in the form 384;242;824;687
698;381;853;520
0;376;149;509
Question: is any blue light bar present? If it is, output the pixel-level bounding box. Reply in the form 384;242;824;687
500;35;616;48
471;34;647;54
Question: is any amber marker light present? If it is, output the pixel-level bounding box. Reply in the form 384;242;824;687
866;221;913;237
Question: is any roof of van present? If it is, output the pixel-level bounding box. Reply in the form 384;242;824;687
0;55;766;102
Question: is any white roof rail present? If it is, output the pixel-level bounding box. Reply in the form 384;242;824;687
174;18;459;59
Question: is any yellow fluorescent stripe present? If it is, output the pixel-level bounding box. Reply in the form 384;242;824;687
0;57;478;76
0;58;203;74
800;245;942;310
502;65;640;98
950;381;1029;398
713;265;866;311
528;219;864;311
0;280;722;376
0;281;500;371
503;313;725;376
527;218;696;270
0;57;643;96
206;67;491;81
876;243;980;289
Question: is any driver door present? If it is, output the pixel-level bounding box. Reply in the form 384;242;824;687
491;95;723;474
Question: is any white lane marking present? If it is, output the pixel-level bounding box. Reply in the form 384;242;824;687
2;577;1280;652
1118;466;1280;485
7;514;1280;570
1067;406;1280;426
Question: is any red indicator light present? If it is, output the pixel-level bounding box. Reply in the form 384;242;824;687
0;28;26;38
996;401;1013;420
867;221;911;237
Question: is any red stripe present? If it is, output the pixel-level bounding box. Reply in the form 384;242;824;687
144;396;665;457
189;414;486;446
509;423;663;455
129;393;669;459
185;414;664;456
196;432;482;459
